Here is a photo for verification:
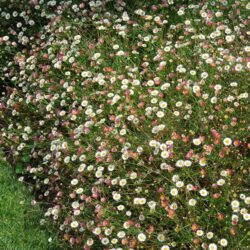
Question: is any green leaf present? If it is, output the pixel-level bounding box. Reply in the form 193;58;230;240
15;163;23;174
21;155;30;163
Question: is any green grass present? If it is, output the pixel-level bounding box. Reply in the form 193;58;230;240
0;157;60;250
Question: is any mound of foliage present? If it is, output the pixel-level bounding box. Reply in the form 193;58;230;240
0;0;250;249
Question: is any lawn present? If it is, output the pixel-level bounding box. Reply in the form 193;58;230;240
0;156;60;250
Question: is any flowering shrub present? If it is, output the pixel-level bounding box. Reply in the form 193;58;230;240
0;0;63;88
0;0;250;249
